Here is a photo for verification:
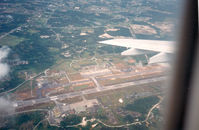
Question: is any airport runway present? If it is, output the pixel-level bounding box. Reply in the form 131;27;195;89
15;75;166;108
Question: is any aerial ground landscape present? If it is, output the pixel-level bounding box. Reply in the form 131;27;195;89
0;0;178;129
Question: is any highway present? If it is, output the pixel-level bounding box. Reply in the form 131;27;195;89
15;75;166;108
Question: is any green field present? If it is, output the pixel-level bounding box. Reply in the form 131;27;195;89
73;84;91;91
0;35;26;46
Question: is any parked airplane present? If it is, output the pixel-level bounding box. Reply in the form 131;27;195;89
99;38;175;64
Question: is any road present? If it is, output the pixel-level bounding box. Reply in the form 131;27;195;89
0;26;22;40
15;75;166;108
128;24;136;38
0;72;44;96
95;96;163;128
90;77;102;91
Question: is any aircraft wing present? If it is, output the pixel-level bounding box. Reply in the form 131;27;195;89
99;38;175;63
99;38;175;53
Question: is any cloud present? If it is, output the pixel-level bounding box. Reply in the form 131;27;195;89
0;46;10;80
0;97;15;115
0;97;16;129
0;97;15;127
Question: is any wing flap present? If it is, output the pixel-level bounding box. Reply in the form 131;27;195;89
121;48;146;55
